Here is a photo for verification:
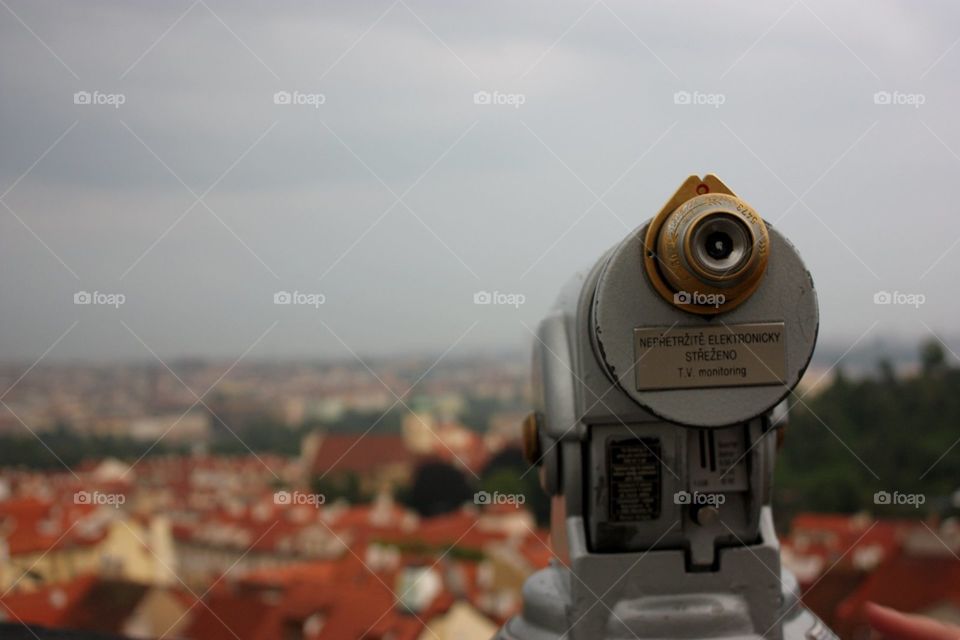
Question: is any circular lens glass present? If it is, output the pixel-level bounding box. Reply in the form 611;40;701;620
705;231;734;260
690;214;752;276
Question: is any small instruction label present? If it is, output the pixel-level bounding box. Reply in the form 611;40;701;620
608;438;662;522
634;322;786;391
689;428;748;492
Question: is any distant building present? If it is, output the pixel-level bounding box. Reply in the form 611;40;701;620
402;413;489;475
833;521;960;638
418;600;498;640
184;553;450;640
0;575;194;639
205;394;280;435
0;496;176;592
300;431;416;495
780;512;960;638
128;412;209;442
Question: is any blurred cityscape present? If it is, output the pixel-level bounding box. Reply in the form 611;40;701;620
0;351;957;639
0;356;547;639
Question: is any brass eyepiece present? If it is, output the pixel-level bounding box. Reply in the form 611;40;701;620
687;212;752;279
643;176;769;314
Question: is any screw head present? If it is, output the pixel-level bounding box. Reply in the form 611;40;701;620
693;504;720;526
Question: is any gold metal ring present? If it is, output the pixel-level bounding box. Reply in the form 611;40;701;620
642;176;769;315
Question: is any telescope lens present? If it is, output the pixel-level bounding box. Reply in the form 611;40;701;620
690;213;751;276
705;231;733;260
644;187;770;314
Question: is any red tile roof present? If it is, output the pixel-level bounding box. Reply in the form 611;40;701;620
186;553;440;640
184;589;280;640
0;497;103;556
0;575;154;635
309;434;414;475
0;575;98;628
784;513;916;575
834;553;960;638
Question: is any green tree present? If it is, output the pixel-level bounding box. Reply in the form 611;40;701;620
774;339;960;522
402;461;474;517
920;339;946;376
481;447;550;526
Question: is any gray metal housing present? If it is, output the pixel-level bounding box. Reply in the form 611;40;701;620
496;221;831;640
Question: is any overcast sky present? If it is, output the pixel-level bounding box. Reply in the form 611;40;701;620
1;1;959;363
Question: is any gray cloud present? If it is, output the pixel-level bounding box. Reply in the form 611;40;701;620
2;0;959;362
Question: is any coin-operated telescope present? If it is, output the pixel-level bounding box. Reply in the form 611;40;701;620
499;175;832;640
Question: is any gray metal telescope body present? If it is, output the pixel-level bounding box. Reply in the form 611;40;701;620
497;221;832;640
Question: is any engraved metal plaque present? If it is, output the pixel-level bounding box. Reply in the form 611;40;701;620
634;322;787;391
